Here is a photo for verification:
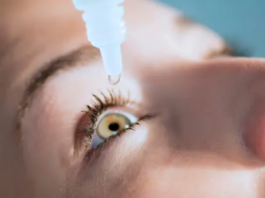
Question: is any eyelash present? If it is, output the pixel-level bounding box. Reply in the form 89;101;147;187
78;89;151;153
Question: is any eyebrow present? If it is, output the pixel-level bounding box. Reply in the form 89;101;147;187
16;45;100;130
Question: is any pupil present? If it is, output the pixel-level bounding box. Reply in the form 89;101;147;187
108;123;120;131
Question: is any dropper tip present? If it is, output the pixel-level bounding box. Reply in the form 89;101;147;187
108;75;121;85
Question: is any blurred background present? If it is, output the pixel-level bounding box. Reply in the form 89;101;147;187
158;0;265;57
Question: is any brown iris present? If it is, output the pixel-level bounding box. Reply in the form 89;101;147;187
96;113;132;139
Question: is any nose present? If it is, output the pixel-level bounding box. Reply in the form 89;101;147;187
138;58;265;168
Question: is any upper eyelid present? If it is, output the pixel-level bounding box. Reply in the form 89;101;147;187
83;90;134;125
16;46;100;132
96;108;138;124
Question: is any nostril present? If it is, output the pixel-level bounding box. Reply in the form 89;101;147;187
245;104;265;161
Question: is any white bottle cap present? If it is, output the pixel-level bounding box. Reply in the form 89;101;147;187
73;0;126;76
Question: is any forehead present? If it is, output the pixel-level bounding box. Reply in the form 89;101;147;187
0;0;87;96
0;0;85;71
0;1;89;131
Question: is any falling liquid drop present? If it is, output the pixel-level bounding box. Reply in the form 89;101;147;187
108;75;121;85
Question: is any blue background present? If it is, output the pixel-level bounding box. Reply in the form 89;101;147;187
158;0;265;57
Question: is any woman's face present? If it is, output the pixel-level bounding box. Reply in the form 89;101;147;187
0;0;264;197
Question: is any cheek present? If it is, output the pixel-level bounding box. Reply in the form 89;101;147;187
21;100;74;179
21;107;73;196
245;104;265;161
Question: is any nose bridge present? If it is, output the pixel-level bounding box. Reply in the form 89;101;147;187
138;61;255;167
138;60;195;105
139;63;218;138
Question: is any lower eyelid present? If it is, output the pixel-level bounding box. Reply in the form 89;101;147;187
84;119;149;164
81;113;154;163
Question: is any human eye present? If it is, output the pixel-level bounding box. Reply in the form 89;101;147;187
91;110;138;148
76;89;152;158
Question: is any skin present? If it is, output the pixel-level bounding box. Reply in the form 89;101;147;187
0;0;264;197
